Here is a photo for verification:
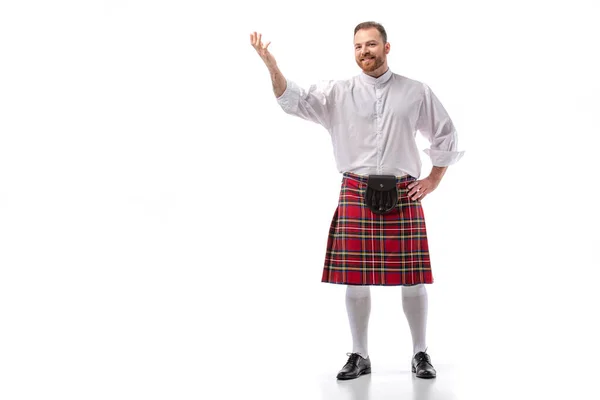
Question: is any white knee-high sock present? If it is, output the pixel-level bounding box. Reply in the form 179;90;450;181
402;284;428;356
345;285;371;358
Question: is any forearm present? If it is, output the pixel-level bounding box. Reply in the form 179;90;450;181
266;63;287;98
428;166;447;183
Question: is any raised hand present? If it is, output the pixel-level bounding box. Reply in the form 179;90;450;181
250;31;276;67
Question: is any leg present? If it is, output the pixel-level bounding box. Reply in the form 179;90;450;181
402;284;428;356
346;285;371;358
336;285;372;380
402;284;436;378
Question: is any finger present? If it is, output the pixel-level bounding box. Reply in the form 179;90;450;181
407;180;421;194
411;188;421;201
413;189;429;201
264;40;271;50
408;186;421;197
258;33;262;47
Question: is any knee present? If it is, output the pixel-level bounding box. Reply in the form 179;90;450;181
346;285;370;299
402;284;426;298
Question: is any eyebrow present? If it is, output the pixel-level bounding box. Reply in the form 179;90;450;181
355;40;378;46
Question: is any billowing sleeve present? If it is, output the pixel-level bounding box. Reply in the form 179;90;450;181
276;78;336;130
416;83;465;166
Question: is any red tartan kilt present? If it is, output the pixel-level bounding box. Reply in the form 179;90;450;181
322;172;433;286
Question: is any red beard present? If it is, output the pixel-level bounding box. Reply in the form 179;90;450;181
357;55;383;72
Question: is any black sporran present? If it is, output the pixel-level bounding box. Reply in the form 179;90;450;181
364;175;398;215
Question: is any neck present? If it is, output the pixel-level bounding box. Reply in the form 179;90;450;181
364;64;389;78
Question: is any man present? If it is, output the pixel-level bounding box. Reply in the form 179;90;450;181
249;21;464;380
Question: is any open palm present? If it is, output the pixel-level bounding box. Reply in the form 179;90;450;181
250;32;276;66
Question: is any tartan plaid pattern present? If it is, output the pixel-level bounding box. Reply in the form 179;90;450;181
322;172;433;286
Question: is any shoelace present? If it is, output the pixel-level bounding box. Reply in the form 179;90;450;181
344;352;361;367
414;351;433;368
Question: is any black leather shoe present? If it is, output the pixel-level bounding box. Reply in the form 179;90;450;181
412;351;436;379
336;352;371;380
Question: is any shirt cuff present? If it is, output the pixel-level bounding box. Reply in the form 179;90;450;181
276;79;299;113
423;148;465;166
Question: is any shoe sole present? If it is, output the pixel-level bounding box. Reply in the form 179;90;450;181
336;367;371;380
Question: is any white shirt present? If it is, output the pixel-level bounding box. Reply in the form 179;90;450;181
276;68;464;178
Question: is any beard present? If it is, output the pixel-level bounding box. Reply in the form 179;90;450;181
356;54;384;72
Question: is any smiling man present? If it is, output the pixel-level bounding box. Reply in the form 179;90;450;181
355;33;386;72
250;21;464;380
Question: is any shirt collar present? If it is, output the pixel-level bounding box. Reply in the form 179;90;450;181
359;68;392;85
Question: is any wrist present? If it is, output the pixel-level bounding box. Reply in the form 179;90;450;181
427;166;447;183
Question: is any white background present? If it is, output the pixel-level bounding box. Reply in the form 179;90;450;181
1;0;599;399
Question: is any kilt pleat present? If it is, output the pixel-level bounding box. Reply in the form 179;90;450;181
322;172;433;286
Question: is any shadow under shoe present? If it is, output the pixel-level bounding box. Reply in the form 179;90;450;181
337;352;371;380
412;351;436;379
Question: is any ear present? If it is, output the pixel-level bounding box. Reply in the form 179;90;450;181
385;42;390;54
